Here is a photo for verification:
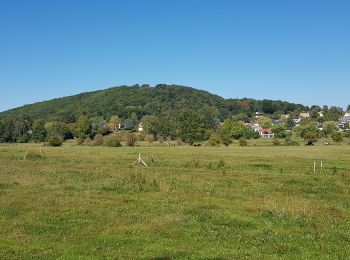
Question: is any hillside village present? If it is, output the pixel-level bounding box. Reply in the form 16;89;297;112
0;86;349;146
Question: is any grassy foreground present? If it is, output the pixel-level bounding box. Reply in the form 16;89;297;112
1;144;350;259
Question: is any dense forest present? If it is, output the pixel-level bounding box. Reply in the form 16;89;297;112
0;84;346;146
0;84;308;123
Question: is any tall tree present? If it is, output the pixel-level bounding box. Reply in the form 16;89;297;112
108;116;121;131
141;115;159;138
32;120;47;142
77;116;92;138
178;110;205;145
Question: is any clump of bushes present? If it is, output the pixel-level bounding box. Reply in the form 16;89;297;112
331;132;343;143
126;133;137;147
208;133;221;146
284;137;299;146
93;134;104;146
103;134;122;147
239;137;248;146
47;135;63;147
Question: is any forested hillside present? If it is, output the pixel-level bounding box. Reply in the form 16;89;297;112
0;84;308;122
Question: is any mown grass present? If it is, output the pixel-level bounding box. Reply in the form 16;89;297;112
1;143;350;259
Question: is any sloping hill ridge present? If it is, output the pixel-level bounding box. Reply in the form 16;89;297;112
0;84;308;122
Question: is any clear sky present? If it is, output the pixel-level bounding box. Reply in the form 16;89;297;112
0;0;349;112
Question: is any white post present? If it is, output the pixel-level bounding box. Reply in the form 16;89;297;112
24;150;28;160
320;161;323;172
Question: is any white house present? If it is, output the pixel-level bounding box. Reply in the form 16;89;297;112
299;112;310;118
138;123;144;132
259;128;274;138
293;118;301;124
343;112;350;122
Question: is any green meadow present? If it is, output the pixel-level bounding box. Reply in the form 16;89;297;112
1;143;350;259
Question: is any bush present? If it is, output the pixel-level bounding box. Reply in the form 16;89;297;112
47;135;63;147
103;134;122;147
176;138;183;146
239;137;248;146
126;133;137;147
331;132;343;143
93;134;104;146
75;138;84;145
208;132;221;146
145;134;155;144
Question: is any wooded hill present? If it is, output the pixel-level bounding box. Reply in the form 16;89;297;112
0;84;309;123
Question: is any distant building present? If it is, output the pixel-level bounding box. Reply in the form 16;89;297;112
254;112;264;119
138;123;144;132
343;112;350;122
272;120;284;126
293;118;301;124
299;112;310;118
250;123;261;132
259;128;274;138
280;114;290;120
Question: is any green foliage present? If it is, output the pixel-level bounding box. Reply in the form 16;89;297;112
239;137;248;146
108;115;120;131
77;116;92;138
103;134;122;147
178;110;205;145
297;122;320;145
323;121;338;137
126;132;137;147
331;132;343;143
231;124;257;140
258;117;272;129
141;115;159;137
324;106;343;121
0;84;309;130
272;125;287;138
44;122;73;140
93;134;104;146
31;120;47;142
0;119;15;142
208;132;221;146
47;134;64;146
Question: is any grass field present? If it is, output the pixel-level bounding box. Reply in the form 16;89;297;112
1;143;350;259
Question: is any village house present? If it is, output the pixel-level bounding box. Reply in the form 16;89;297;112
342;112;350;122
272;120;284;126
259;128;274;138
293;117;301;124
254;112;264;119
280;114;290;120
138;123;144;132
299;112;310;118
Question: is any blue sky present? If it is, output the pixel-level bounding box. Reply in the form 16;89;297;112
0;0;349;112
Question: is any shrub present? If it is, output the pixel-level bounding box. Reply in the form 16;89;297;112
126;133;137;147
208;132;221;146
93;134;104;146
176;138;183;146
83;137;93;146
75;138;83;145
239;137;248;146
145;134;155;144
331;132;343;143
103;134;122;147
47;135;63;147
284;138;300;146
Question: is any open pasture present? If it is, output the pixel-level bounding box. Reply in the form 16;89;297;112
1;144;350;259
